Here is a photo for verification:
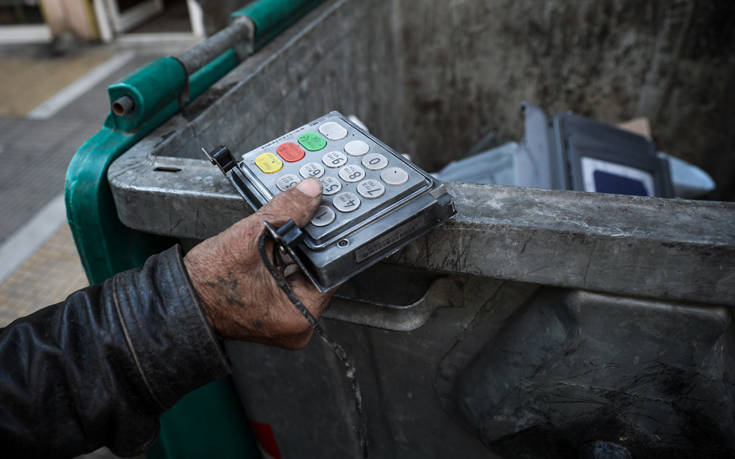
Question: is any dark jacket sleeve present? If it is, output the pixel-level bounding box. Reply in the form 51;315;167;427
0;245;230;458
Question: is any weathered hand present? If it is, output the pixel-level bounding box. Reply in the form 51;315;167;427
184;178;334;349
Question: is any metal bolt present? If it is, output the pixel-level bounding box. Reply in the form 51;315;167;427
338;239;349;248
112;96;135;116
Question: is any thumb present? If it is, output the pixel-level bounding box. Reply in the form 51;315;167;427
255;178;323;227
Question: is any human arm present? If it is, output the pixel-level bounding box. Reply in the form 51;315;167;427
0;179;331;457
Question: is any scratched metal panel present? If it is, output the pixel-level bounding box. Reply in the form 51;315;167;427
109;0;735;305
106;0;735;457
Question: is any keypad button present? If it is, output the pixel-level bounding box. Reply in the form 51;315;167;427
339;164;366;182
333;192;361;213
276;174;300;191
318;121;348;140
321;176;342;195
276;142;305;162
310;206;336;227
254;152;283;174
361;153;388;170
357;179;386;199
322;151;347;168
298;132;327;151
299;162;325;178
380;166;409;185
344;140;369;156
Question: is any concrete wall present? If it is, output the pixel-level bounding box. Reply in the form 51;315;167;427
389;0;735;201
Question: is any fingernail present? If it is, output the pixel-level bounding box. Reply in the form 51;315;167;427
296;178;321;197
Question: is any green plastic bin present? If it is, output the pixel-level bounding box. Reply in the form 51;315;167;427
64;1;325;457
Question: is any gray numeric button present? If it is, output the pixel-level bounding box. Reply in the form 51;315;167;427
361;153;388;170
321;176;342;195
380;166;409;185
299;162;325;178
318;121;348;140
339;164;365;182
344;140;369;156
357;179;386;199
276;174;300;191
333;192;361;213
322;151;347;168
310;206;336;227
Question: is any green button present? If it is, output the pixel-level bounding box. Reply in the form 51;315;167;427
298;131;327;151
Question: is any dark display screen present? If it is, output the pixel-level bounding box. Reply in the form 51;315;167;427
593;170;649;196
581;157;654;197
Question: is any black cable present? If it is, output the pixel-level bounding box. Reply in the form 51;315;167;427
258;231;368;458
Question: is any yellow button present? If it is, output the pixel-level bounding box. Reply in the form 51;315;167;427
254;152;283;174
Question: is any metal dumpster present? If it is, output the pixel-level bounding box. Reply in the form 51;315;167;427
101;0;735;457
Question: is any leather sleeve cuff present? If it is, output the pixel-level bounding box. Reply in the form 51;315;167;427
111;245;231;411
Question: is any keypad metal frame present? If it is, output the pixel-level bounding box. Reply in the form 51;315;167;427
225;111;455;292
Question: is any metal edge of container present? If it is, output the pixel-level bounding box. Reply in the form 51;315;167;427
107;0;735;307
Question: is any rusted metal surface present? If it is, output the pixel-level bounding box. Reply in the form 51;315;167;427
108;0;734;306
106;0;735;456
175;16;254;76
109;142;735;306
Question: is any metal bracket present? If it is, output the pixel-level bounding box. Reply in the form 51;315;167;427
264;219;303;248
202;145;237;174
263;219;329;293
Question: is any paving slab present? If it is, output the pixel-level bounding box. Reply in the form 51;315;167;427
0;52;164;245
0;47;112;116
0;116;98;245
0;223;86;327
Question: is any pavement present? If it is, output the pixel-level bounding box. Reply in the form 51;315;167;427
0;42;171;307
0;39;191;459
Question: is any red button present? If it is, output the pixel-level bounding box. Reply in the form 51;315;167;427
276;142;305;162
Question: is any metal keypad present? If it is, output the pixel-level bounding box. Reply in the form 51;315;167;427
239;114;430;245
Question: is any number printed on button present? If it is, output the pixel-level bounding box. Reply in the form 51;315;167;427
344;140;369;156
333;192;361;212
322;151;347;168
321;176;342;195
357;179;386;199
310;205;336;227
276;174;300;191
380;166;409;185
361;153;388;170
299;162;325;178
339;164;365;182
